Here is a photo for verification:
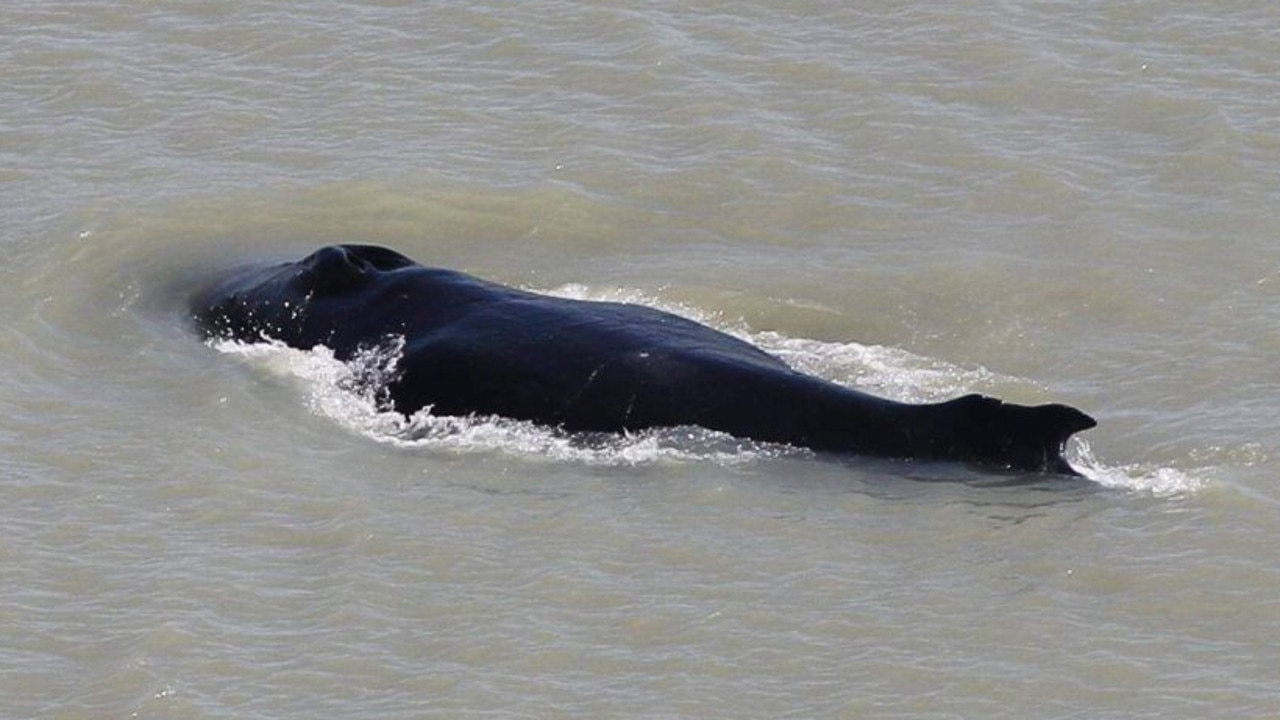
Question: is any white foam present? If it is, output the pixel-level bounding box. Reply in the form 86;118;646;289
211;337;796;468
1068;439;1209;496
541;283;1001;402
747;332;1002;404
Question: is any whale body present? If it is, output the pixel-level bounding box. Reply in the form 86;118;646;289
190;244;1096;474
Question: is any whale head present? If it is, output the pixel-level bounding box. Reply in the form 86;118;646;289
189;244;418;351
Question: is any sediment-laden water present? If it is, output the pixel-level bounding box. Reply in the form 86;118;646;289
5;2;1280;717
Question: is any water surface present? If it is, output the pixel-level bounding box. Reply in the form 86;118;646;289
4;2;1280;717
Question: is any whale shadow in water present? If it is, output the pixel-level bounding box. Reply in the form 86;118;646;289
189;244;1096;476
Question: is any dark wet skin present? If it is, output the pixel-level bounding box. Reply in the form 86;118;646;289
191;244;1096;475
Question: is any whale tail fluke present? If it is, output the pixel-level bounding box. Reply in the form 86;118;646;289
927;394;1097;475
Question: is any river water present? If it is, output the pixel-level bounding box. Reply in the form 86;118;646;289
4;2;1280;718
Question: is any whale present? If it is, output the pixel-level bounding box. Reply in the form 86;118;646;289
189;244;1096;475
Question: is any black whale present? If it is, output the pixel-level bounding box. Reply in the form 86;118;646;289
190;244;1095;474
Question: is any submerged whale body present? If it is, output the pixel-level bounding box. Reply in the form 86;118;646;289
190;244;1096;475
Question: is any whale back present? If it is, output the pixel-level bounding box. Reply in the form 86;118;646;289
190;245;1096;477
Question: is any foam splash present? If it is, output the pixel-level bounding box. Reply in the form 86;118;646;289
211;337;795;468
1067;439;1209;496
542;284;1004;402
748;332;1004;404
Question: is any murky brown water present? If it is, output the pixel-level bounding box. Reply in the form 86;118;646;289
5;2;1280;717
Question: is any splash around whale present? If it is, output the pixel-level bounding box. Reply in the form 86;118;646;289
189;244;1096;475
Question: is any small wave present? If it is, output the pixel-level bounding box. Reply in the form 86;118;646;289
1068;439;1209;496
748;332;1003;404
541;283;1005;402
